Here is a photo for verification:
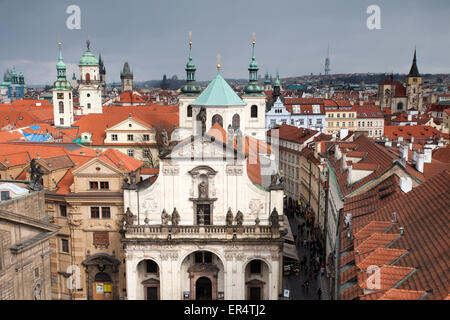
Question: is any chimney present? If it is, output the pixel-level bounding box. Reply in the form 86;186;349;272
400;144;408;162
341;153;347;171
416;153;425;173
347;165;353;186
399;177;412;193
407;114;412;121
399;227;404;235
412;149;418;162
423;148;432;163
392;212;397;223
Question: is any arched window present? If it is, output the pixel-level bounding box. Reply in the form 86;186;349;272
251;105;258;118
59;101;64;113
85;73;90;83
232;114;240;131
397;102;403;110
211;114;223;127
187;105;192;118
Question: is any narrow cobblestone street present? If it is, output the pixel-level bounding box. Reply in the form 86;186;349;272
282;209;330;300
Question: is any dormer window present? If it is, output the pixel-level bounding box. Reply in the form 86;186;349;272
111;134;118;141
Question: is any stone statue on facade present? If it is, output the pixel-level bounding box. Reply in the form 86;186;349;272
226;207;234;226
197;107;207;136
29;158;44;191
198;180;208;198
270;173;279;187
172;207;180;226
269;207;280;227
129;171;136;186
124;207;134;226
161;129;169;148
161;209;170;226
122;177;130;189
235;210;244;226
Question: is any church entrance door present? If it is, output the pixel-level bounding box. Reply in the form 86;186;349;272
195;277;212;300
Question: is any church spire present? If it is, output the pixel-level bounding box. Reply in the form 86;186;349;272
408;48;420;77
54;42;71;90
181;32;201;94
243;32;263;95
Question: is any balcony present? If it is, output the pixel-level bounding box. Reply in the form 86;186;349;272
125;224;279;240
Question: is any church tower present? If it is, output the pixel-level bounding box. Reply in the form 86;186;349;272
120;62;133;92
78;40;102;114
52;42;73;128
406;48;423;111
264;72;272;91
99;54;107;96
178;32;202;140
241;32;267;141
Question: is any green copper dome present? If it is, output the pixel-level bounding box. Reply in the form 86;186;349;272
79;50;99;66
192;70;245;106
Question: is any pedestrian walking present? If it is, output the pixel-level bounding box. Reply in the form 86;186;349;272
320;264;325;276
317;288;322;300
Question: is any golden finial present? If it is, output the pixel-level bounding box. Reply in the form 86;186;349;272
189;31;192;46
252;32;256;45
217;53;221;70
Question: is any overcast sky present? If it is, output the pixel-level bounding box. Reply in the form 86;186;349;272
1;0;449;85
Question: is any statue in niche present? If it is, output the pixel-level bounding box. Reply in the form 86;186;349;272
198;180;208;198
269;207;279;227
161;209;170;226
172;207;180;226
198;209;205;225
235;210;244;226
226;208;234;226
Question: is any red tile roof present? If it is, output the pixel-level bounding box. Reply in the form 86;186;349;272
267;124;319;145
340;170;450;300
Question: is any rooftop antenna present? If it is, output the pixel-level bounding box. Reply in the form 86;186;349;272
325;42;330;76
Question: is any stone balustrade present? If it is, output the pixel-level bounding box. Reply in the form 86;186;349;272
125;224;279;240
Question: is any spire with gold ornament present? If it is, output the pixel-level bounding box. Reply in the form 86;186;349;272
181;32;201;95
243;32;263;95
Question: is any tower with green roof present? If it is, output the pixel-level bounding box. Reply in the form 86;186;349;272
241;33;267;141
52;42;74;127
78;40;103;114
264;72;272;90
178;32;203;140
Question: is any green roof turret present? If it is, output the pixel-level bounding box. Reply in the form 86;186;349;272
181;32;201;95
243;32;263;95
54;42;71;90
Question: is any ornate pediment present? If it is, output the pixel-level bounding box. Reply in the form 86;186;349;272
188;165;218;176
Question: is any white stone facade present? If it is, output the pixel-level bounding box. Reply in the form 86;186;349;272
52;89;73;127
79;65;102;114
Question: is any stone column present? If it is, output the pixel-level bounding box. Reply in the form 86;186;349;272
125;253;137;300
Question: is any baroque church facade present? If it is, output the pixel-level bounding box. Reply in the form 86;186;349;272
121;37;285;300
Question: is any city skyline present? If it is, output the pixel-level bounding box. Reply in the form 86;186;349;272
0;0;449;85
